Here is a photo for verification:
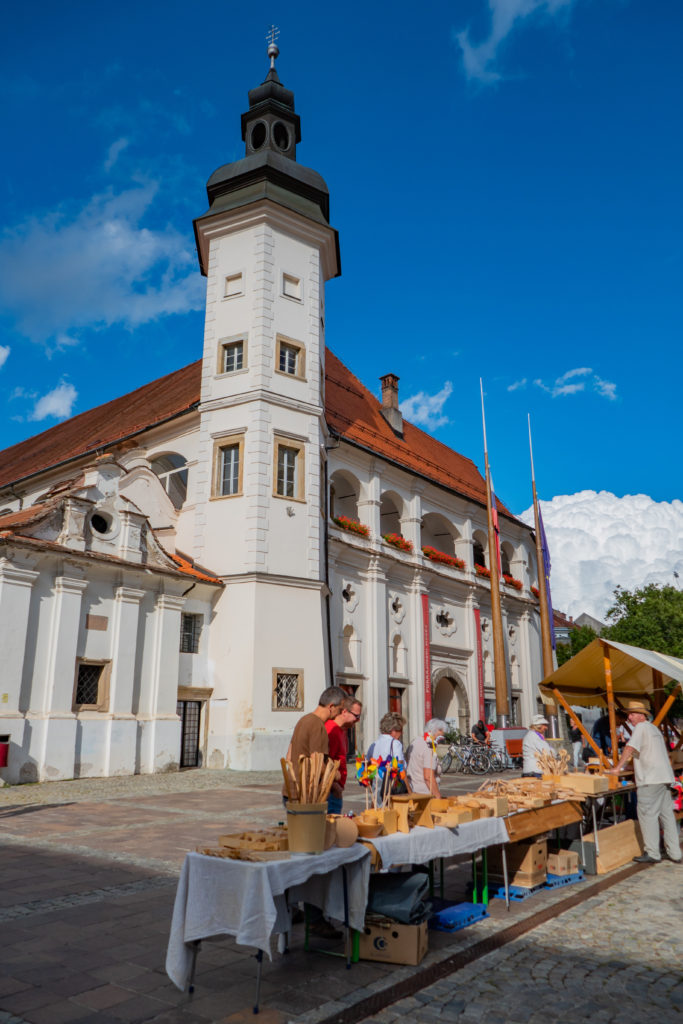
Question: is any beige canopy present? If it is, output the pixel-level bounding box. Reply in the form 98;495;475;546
538;638;683;708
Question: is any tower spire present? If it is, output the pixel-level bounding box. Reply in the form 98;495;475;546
267;25;280;71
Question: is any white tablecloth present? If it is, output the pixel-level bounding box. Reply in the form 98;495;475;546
166;845;371;989
364;816;508;870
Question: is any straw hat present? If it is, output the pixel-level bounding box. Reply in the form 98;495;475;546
531;714;549;728
622;699;651;716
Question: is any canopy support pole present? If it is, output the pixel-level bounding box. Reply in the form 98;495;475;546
601;642;620;767
550;688;611;770
652;682;682;729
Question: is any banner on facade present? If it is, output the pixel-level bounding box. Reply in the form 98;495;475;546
474;607;485;721
421;593;432;721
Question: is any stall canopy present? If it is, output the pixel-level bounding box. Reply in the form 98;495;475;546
538;638;683;708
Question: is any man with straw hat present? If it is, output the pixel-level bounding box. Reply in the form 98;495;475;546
522;714;552;778
607;698;682;864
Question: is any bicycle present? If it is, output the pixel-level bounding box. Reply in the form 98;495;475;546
440;742;489;774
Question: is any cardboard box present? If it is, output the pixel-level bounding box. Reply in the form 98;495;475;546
547;850;580;876
358;918;428;966
489;840;547;885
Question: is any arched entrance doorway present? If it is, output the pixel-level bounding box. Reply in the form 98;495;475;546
432;669;470;735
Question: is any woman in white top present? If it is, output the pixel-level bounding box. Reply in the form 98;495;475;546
522;714;552;777
368;712;407;800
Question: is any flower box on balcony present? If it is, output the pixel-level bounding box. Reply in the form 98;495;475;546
332;515;370;538
383;533;413;554
474;564;491;579
503;574;523;591
422;546;465;570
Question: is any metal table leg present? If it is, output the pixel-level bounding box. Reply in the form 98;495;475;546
471;852;479;904
253;949;263;1014
482;848;488;906
592;800;600;857
187;940;201;994
342;865;351;970
502;845;510;912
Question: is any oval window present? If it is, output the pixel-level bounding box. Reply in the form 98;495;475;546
272;122;289;151
250;121;267;150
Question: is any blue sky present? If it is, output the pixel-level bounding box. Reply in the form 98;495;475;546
0;0;681;514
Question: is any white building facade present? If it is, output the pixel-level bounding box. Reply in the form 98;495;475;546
0;55;543;783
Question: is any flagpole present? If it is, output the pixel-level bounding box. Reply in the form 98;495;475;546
528;415;559;739
481;381;510;728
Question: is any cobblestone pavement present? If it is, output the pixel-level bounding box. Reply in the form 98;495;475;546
0;768;680;1024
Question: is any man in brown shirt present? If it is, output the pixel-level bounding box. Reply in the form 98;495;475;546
284;685;347;797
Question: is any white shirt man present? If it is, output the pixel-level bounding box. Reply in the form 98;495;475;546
608;699;681;864
522;715;552;777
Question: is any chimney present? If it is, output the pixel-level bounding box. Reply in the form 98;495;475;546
379;373;403;436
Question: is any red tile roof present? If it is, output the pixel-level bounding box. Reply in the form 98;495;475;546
0;361;201;491
0;350;517;522
325;350;514;519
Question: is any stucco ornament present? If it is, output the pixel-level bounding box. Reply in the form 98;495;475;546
434;606;457;638
341;580;358;613
389;592;405;624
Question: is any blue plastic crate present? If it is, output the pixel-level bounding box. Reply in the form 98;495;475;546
492;882;546;901
428;900;489;932
544;871;585;889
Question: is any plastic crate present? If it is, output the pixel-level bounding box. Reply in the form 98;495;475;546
428;900;489;933
544;871;585;889
492;882;546;901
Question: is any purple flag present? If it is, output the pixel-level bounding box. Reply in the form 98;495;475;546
538;506;556;650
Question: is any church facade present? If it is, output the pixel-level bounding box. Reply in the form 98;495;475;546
0;54;543;783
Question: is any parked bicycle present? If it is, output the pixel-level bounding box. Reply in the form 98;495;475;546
440;740;507;774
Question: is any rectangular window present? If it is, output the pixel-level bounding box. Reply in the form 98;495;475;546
279;342;298;376
73;661;110;712
180;613;203;654
219;443;240;496
225;273;243;297
277;445;297;497
272;669;304;710
282;273;301;300
222;340;244;373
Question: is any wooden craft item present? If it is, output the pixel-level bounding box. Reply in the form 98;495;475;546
582;820;643;874
505;800;583;842
334;816;359;848
432;808;473;826
198;847;291;862
394;802;411;833
379;809;398;835
560;772;609;795
476;795;509;816
428;798;449;813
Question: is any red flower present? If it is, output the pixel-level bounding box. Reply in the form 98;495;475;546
382;533;413;553
333;516;370;538
503;573;523;591
475;564;491;579
422;546;465;570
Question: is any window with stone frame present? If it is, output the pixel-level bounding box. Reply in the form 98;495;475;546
180;613;203;654
73;660;110;712
275;336;305;379
212;435;245;498
221;339;244;374
273;436;305;500
272;669;304;711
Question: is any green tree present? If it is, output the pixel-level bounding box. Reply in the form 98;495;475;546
603;583;683;657
556;624;598;667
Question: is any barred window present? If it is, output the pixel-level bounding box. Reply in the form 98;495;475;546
180;613;202;654
73;661;109;711
272;669;303;711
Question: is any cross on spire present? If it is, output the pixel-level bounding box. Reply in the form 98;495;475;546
267;25;280;69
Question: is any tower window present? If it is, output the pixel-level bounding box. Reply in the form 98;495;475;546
221;340;244;373
212;434;245;498
279;343;298;375
273;121;290;151
224;273;243;298
250;121;267;150
282;273;301;300
274;436;305;501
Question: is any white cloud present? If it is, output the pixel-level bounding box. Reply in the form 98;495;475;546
534;367;617;400
400;381;454;431
0;183;205;346
518;491;683;620
0;345;9;369
507;377;527;391
29;381;78;421
104;137;130;172
455;0;574;84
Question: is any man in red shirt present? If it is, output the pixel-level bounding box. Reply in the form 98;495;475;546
325;696;363;814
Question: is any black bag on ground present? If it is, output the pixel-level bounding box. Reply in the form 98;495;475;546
366;872;431;924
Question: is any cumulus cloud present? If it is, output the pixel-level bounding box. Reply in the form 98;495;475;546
0;345;9;369
0;183;205;347
507;377;527;391
455;0;573;84
400;381;454;430
518;491;683;620
534;367;617;400
29;381;78;421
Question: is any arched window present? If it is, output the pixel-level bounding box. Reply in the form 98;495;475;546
329;470;360;521
342;624;355;670
421;512;458;556
380;491;403;537
150;453;188;509
472;530;487;570
501;542;513;577
390;633;406;677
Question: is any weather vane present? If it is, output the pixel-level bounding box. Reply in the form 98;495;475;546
267;24;280;69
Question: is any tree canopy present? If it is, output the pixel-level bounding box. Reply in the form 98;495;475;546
603;583;683;658
556;624;598;667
